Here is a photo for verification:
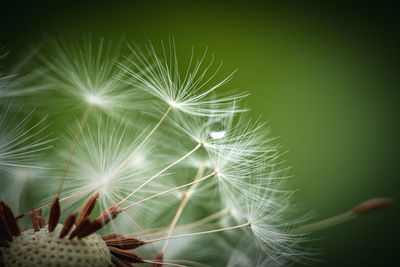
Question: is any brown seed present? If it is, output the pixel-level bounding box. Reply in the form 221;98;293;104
30;212;40;232
97;205;120;226
39;217;46;229
0;215;13;241
38;209;46;229
59;213;77;238
106;237;145;249
48;197;60;232
76;206;122;239
76;193;99;225
102;233;125;241
77;220;103;239
0;217;12;241
151;252;164;267
109;246;144;263
0;199;20;236
69;216;90;239
111;255;132;267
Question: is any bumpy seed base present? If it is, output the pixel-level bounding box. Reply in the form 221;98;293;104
0;224;111;267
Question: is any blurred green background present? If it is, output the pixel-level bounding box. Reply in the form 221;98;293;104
1;1;399;266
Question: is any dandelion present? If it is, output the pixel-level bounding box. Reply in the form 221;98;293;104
0;39;392;267
35;36;150;204
37;36;143;117
119;40;247;118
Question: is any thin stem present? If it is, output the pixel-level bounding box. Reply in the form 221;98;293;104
120;170;217;212
176;207;230;232
146;222;251;244
127;207;230;237
117;142;202;206
108;105;172;184
143;260;187;267
289;197;393;234
161;194;188;251
137;105;172;149
56;104;92;197
161;163;206;253
18;185;100;219
159;260;211;267
289;211;355;234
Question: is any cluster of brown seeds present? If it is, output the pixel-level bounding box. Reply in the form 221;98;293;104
1;225;111;266
0;195;155;267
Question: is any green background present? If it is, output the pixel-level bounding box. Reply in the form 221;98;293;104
1;1;399;266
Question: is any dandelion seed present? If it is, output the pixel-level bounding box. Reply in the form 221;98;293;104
120;40;247;117
37;36;144;117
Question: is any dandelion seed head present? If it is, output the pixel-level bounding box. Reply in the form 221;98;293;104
0;39;308;266
1;225;111;266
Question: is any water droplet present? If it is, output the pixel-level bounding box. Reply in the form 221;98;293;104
209;120;226;139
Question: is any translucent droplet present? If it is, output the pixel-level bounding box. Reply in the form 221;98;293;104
209;120;226;140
